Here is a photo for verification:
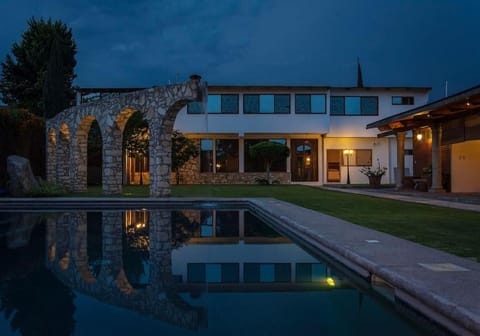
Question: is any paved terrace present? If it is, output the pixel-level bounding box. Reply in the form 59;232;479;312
0;195;479;335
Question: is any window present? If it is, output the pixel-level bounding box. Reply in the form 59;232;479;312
200;139;213;172
296;263;327;282
392;96;414;105
187;94;238;113
244;263;291;283
341;149;372;166
330;96;378;115
295;94;326;113
244;94;290;114
188;263;239;283
244;139;287;172
198;210;240;237
215;139;239;172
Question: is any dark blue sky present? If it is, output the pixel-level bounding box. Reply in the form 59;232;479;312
1;0;479;100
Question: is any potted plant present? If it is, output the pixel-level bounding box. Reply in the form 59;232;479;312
360;159;387;187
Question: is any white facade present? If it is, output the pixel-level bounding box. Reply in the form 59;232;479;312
172;85;430;185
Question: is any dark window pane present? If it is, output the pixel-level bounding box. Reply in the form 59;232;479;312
188;263;206;283
216;139;239;172
244;211;280;237
188;101;203;114
244;263;260;283
244;95;259;113
221;94;238;113
275;263;291;282
330;97;345;115
361;97;378;115
296;263;312;282
215;211;239;237
200;139;213;172
295;94;310;113
222;263;239;283
274;94;290;113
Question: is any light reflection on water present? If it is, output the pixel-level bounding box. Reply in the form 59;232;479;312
0;209;428;335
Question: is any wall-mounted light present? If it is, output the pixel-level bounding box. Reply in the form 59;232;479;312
416;133;423;141
466;98;471;107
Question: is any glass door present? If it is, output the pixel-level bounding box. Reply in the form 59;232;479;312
291;139;318;181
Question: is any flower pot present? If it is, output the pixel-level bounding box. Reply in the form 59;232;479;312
368;175;382;188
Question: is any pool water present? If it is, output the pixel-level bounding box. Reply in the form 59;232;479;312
0;208;432;335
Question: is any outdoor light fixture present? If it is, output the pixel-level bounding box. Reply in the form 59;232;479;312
343;149;354;185
416;133;423;141
466;99;471;107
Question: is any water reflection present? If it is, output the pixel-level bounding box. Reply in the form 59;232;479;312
1;209;350;334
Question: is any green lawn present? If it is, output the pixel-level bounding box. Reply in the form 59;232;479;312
73;184;480;261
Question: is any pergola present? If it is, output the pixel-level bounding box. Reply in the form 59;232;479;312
367;84;480;192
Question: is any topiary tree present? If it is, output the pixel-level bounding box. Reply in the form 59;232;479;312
249;141;290;185
172;130;198;185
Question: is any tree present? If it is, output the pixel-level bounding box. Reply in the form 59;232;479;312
172;130;198;185
123;112;149;185
0;17;77;118
249;141;290;185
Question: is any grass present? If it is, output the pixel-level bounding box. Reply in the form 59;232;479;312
70;184;480;261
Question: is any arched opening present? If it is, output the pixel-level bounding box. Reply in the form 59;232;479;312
87;119;102;186
123;110;150;185
47;128;57;183
57;123;71;191
72;116;96;192
123;209;150;288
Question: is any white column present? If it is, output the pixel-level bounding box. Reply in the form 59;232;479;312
396;132;405;189
429;124;445;192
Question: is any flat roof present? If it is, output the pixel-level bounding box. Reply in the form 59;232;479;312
366;83;480;135
76;85;431;94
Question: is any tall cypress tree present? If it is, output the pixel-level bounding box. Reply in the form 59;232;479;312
42;35;67;118
0;17;77;118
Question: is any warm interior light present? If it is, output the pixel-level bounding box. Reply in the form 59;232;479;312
216;163;221;169
343;149;353;155
416;133;423;141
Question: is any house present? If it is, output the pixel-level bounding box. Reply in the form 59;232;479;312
76;84;431;187
367;84;480;193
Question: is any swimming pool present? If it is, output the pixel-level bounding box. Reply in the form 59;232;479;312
0;205;442;335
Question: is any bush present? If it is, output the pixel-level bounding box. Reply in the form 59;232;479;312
26;179;66;197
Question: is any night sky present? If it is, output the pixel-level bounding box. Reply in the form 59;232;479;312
1;0;479;100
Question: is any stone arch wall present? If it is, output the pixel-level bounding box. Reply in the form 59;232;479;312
46;75;205;196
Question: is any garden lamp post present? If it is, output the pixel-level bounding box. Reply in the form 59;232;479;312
343;149;354;184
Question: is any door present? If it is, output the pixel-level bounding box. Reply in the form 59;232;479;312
291;139;318;181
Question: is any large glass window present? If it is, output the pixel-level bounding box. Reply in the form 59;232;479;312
244;139;287;172
187;94;238;114
215;139;239;172
188;263;239;283
200;139;213;172
295;94;326;113
244;263;291;283
330;96;378;115
244;94;290;114
341;149;372;166
392;96;414;105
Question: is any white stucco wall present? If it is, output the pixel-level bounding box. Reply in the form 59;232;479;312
451;140;480;192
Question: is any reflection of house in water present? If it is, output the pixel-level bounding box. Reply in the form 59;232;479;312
44;208;349;330
169;209;347;293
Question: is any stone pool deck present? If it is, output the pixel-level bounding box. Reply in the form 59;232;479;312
1;196;479;335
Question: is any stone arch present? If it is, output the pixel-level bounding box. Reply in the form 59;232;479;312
46;75;205;196
72;116;96;192
47;128;57;183
57;123;72;191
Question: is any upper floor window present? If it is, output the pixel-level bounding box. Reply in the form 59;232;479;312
244;94;290;114
187;94;238;114
392;96;414;105
295;94;326;114
330;96;378;116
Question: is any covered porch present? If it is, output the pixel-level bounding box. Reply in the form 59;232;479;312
367;84;480;193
